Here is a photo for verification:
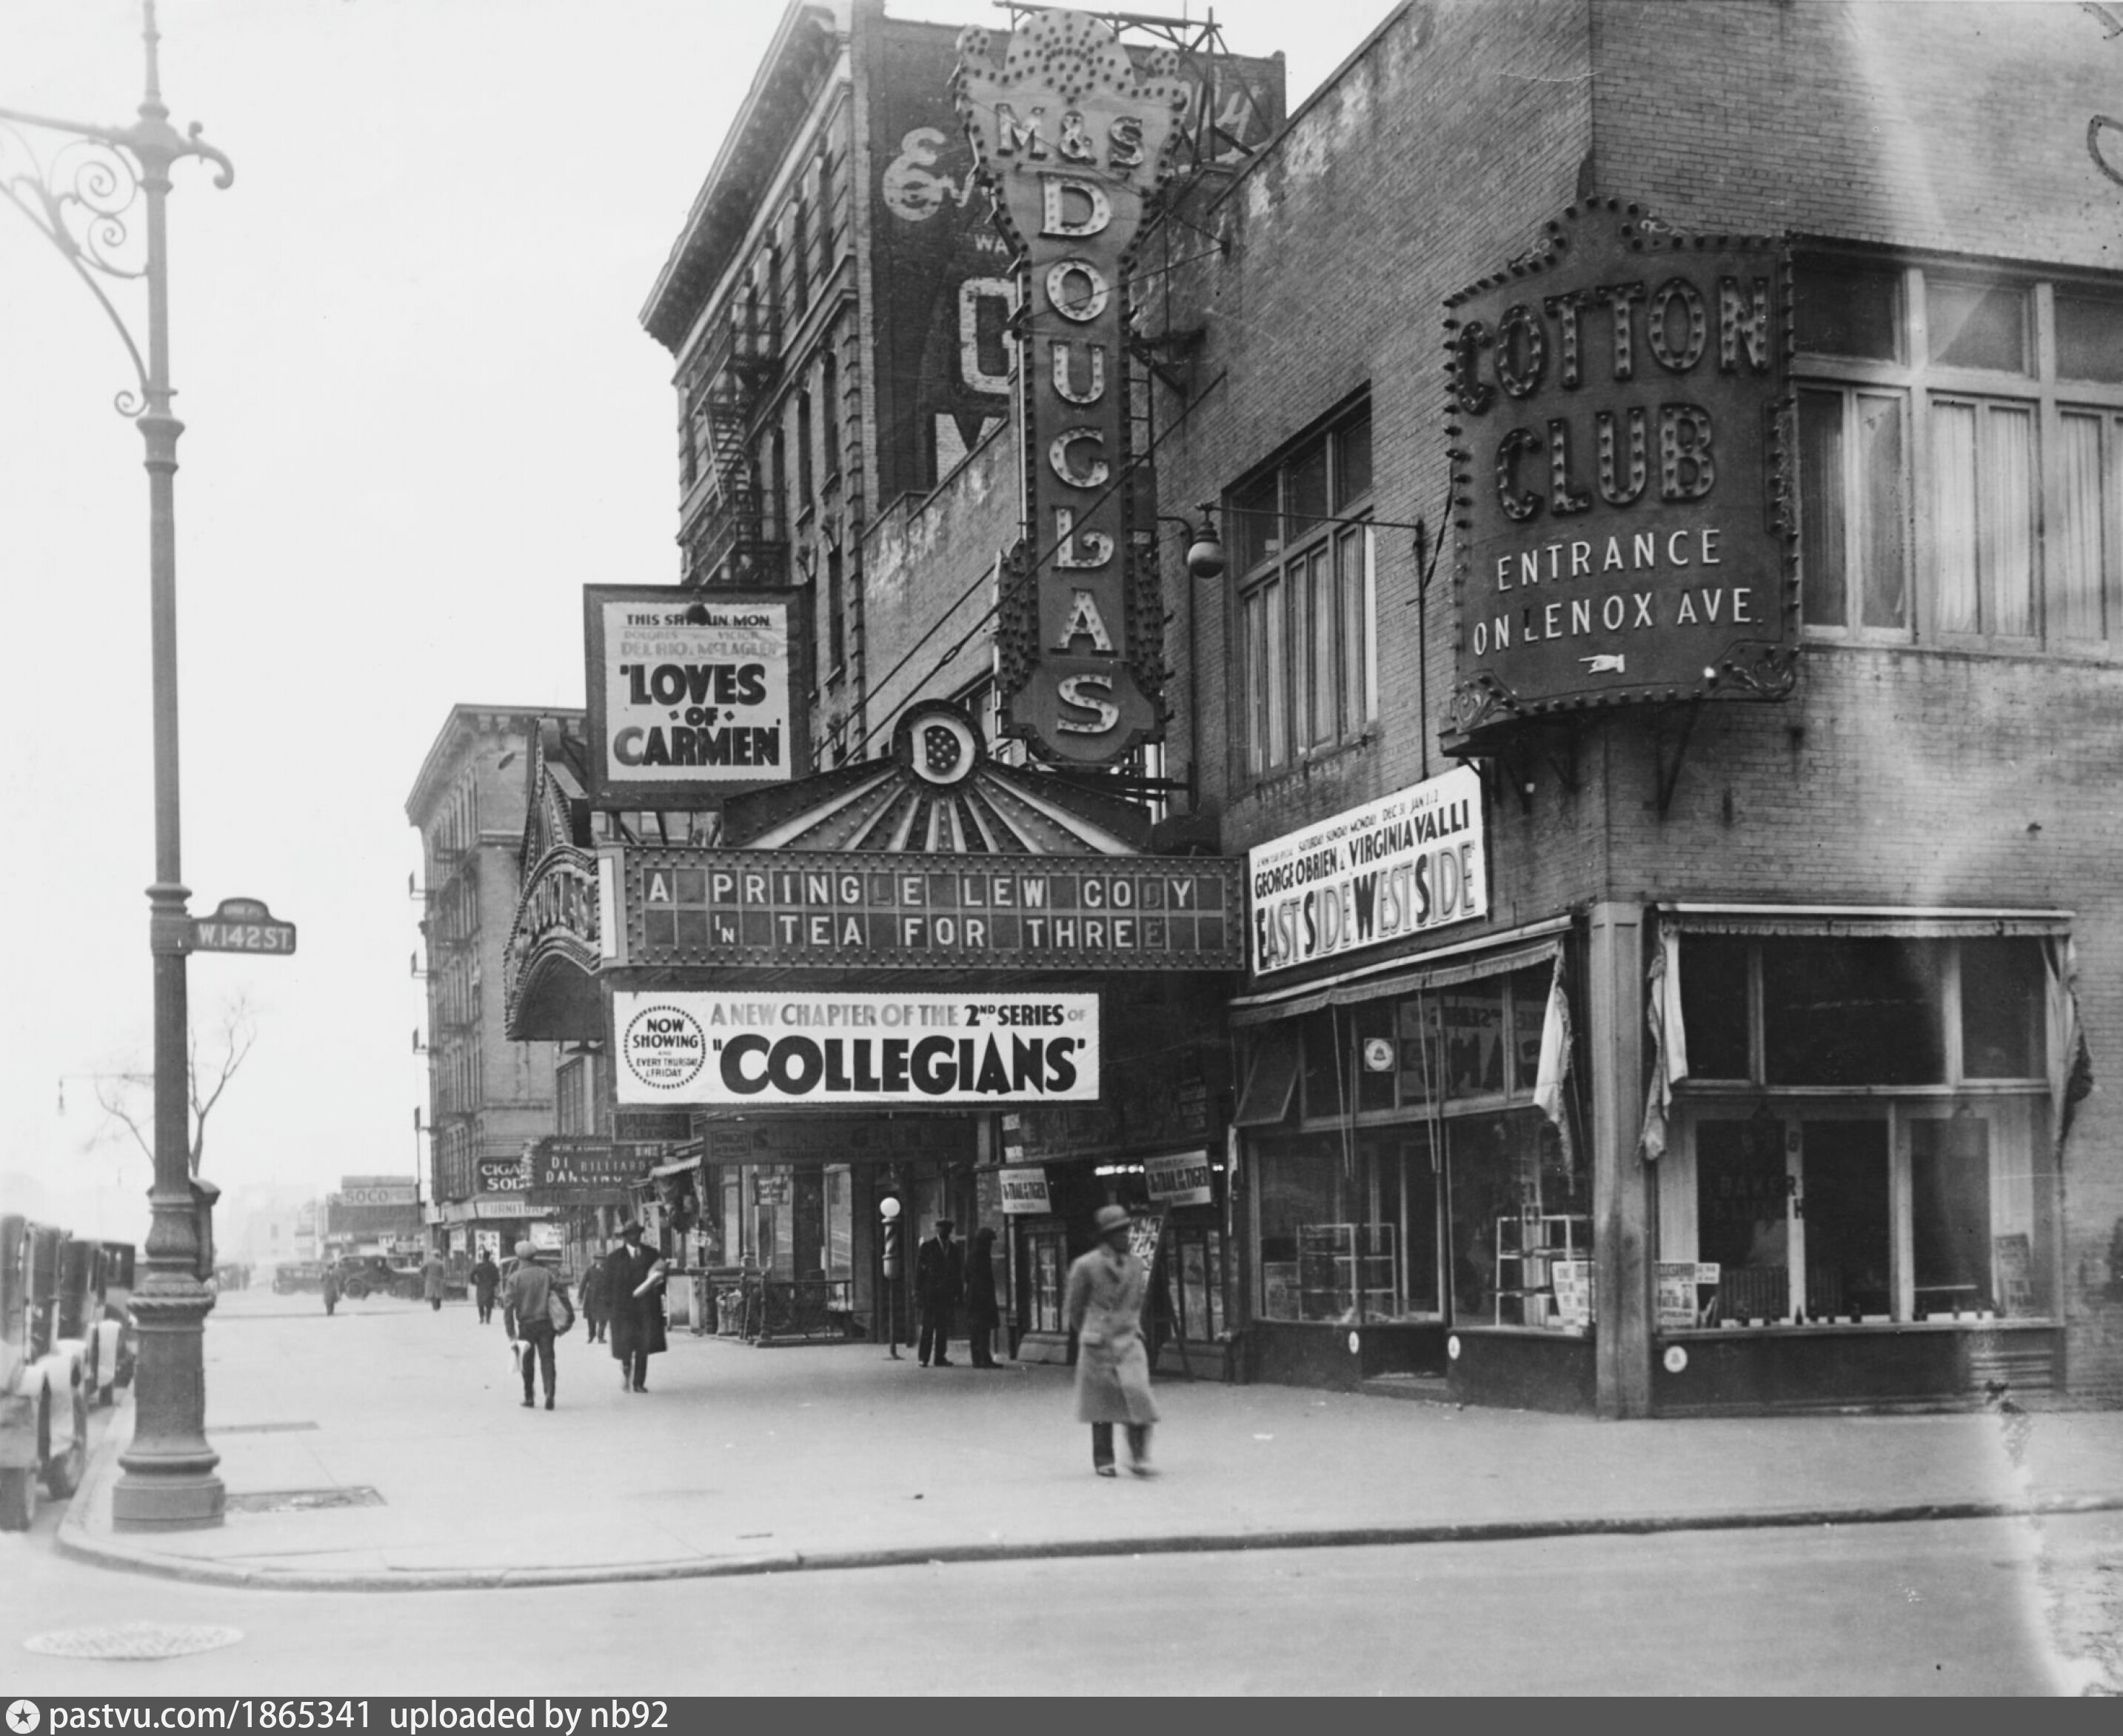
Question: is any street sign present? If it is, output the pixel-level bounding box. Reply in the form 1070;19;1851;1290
190;896;296;956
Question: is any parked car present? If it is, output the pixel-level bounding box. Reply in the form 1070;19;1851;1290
332;1255;401;1301
1;1215;93;1529
271;1260;327;1295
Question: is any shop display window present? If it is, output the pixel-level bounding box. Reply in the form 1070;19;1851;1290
1163;1227;1226;1341
1662;1100;2057;1325
1444;1110;1582;1328
1254;1133;1445;1323
1662;932;2059;1326
1027;1232;1065;1335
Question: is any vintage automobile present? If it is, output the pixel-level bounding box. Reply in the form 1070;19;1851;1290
60;1240;136;1407
270;1260;327;1295
1;1215;93;1529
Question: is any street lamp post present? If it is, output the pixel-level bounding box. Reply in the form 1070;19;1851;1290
1;0;233;1529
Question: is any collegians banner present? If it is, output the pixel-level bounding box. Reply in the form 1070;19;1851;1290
613;989;1101;1106
1247;766;1488;977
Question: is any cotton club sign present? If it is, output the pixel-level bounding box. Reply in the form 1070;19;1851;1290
956;10;1186;766
1443;201;1799;744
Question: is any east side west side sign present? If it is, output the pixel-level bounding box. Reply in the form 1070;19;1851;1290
584;585;800;804
613;990;1101;1108
1248;767;1488;977
1445;201;1797;742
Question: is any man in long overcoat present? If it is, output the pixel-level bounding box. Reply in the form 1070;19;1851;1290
1064;1204;1160;1476
964;1225;1002;1367
915;1218;963;1366
579;1252;609;1343
470;1252;501;1325
603;1221;668;1392
421;1250;448;1312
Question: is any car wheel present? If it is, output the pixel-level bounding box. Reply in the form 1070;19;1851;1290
0;1466;35;1532
44;1390;87;1498
344;1278;367;1300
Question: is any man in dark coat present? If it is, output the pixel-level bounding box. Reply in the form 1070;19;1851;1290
602;1221;668;1392
470;1252;501;1326
915;1218;963;1367
579;1253;609;1343
964;1225;1002;1368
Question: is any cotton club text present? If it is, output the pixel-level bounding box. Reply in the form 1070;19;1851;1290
1454;269;1774;525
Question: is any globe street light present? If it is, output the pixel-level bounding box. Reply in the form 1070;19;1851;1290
0;0;233;1529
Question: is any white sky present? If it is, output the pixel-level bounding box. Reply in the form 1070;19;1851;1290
0;0;1384;1241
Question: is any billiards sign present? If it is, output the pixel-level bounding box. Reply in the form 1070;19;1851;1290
1444;200;1798;744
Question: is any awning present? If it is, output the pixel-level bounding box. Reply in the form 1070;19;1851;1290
1231;1024;1300;1127
649;1156;700;1179
1227;917;1571;1028
1662;904;2070;938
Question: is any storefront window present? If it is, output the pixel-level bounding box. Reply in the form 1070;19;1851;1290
823;1164;852;1282
1164;1226;1226;1341
1256;1132;1451;1323
1679;935;1753;1078
1027;1230;1065;1333
1665;1098;2057;1326
1444;1110;1582;1327
1763;938;1947;1085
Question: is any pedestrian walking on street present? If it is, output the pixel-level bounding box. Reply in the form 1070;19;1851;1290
965;1225;1001;1368
321;1263;341;1317
470;1252;501;1326
1065;1204;1160;1478
422;1250;448;1312
504;1239;558;1410
915;1218;963;1366
580;1254;609;1343
603;1221;667;1392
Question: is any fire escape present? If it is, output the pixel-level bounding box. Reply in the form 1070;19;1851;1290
681;288;786;588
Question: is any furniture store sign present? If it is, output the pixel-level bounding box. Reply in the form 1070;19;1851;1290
613;989;1101;1106
584;584;798;804
1247;767;1488;977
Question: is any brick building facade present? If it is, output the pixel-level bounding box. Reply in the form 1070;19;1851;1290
1135;0;2123;1410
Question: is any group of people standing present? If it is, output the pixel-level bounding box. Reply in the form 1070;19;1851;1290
912;1219;1003;1368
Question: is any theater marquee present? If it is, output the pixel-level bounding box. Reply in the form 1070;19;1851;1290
1444;200;1797;743
613;989;1103;1108
615;848;1242;971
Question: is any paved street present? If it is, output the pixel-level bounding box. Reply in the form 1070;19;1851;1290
0;1287;2113;1692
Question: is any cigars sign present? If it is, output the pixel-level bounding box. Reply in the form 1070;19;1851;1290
614;989;1101;1107
1445;201;1798;743
955;10;1186;765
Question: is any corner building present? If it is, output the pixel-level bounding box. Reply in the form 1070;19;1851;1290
1148;0;2123;1412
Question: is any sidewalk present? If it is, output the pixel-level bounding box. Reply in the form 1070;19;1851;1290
58;1287;2123;1591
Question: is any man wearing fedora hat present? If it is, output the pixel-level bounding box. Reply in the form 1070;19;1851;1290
915;1217;963;1367
601;1219;669;1392
1065;1204;1160;1476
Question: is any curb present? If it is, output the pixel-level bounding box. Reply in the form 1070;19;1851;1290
57;1424;2123;1594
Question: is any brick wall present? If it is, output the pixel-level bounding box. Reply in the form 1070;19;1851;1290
1146;0;2123;1398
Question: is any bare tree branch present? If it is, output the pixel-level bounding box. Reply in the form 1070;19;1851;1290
87;994;260;1178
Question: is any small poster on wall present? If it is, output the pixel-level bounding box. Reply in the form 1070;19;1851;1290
1552;1258;1594;1329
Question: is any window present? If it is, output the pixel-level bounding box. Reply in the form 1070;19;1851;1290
1231;404;1376;779
825;539;845;673
795;390;814;505
1658;932;2060;1326
555;1058;586;1135
821;352;840;485
1796;258;2123;650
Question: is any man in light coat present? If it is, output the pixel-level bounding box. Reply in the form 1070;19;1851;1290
421;1250;448;1312
1064;1204;1160;1477
503;1240;558;1410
